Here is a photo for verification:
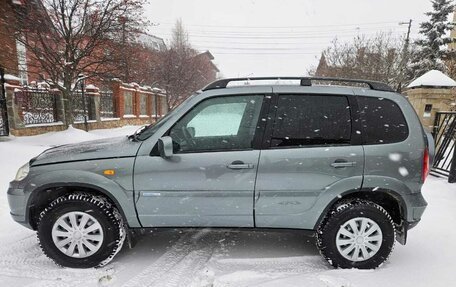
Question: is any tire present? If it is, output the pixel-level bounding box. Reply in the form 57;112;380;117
37;193;126;268
317;199;395;269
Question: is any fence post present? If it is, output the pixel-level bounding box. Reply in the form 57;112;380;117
111;78;124;118
85;84;100;122
432;113;440;138
4;76;23;130
449;148;456;183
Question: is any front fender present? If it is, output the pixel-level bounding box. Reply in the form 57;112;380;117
25;169;141;228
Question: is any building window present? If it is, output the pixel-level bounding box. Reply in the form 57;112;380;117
16;39;28;85
423;104;432;118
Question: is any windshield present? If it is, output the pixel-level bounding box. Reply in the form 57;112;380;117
132;92;199;141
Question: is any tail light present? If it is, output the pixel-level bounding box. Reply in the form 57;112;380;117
422;148;430;182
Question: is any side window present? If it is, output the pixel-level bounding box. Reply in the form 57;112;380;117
358;96;409;144
169;95;263;153
271;95;351;147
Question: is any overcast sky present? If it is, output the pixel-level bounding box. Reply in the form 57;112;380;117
145;0;441;77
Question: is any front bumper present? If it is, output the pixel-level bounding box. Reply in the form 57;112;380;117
7;184;32;229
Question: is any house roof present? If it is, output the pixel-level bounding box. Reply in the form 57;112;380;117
196;51;219;72
407;70;456;88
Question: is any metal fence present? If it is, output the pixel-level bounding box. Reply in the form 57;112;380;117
100;91;116;118
432;111;456;182
15;88;59;125
71;91;95;122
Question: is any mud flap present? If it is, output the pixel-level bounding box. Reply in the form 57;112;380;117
126;229;139;249
395;222;407;245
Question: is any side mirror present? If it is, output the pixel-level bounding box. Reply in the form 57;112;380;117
158;136;173;158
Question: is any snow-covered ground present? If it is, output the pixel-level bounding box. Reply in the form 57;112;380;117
0;126;455;287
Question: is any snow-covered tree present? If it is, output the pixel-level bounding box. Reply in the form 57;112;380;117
409;0;455;78
151;20;217;108
310;33;407;90
9;0;148;126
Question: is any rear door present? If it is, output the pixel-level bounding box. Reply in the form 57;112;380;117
254;86;364;229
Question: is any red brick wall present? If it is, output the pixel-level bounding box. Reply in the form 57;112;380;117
0;0;19;75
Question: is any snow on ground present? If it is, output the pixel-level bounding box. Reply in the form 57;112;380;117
0;126;455;287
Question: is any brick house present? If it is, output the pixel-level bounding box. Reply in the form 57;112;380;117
0;0;29;84
194;51;219;84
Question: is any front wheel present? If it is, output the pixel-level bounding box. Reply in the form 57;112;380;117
37;193;126;268
317;199;395;269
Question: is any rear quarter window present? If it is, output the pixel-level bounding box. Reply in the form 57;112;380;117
358;96;409;144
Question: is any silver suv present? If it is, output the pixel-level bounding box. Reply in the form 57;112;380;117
8;77;432;269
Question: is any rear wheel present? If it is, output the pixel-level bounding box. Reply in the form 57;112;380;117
37;193;126;268
317;199;395;269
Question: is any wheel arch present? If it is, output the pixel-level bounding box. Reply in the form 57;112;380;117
314;188;407;230
27;182;133;230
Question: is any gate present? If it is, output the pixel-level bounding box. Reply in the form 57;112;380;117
431;111;456;182
0;67;10;136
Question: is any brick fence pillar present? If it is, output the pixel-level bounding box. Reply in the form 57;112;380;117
112;78;124;118
4;77;24;129
85;84;100;122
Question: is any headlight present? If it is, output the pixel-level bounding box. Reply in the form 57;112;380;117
15;162;30;181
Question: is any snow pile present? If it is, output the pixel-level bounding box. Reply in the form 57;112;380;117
3;74;21;82
407;70;456;88
11;125;140;147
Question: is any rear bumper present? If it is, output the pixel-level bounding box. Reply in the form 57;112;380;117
404;192;427;223
396;191;427;245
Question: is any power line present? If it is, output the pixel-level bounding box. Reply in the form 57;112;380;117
153;20;403;29
193;46;323;51
150;25;408;35
156;30;407;40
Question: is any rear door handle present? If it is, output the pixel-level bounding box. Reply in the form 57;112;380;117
227;161;254;170
331;161;357;168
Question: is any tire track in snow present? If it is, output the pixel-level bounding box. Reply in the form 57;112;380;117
0;234;108;285
122;230;223;287
208;256;331;287
210;255;328;274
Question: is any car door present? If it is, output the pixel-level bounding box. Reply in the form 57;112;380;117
134;94;267;227
254;87;364;229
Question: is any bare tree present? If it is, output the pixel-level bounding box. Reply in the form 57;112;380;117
311;33;410;91
151;20;217;108
10;0;147;126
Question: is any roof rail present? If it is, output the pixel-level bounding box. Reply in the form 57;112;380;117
202;76;395;92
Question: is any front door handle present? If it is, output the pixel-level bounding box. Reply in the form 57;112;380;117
331;161;357;168
227;160;254;170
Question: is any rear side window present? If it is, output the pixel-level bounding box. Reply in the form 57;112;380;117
271;95;351;147
358;96;408;144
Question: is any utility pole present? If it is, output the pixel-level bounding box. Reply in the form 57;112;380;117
398;19;413;92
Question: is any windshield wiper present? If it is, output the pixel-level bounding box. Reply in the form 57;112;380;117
128;126;147;142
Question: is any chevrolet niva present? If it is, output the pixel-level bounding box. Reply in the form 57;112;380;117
8;77;433;269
